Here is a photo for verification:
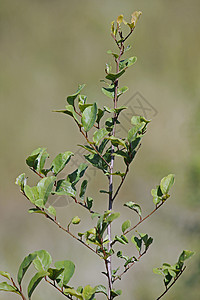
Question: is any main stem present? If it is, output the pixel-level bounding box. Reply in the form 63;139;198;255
107;47;121;299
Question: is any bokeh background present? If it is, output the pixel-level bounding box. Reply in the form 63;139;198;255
0;0;200;299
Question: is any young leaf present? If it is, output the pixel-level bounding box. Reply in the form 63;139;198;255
124;201;142;218
28;270;49;298
82;285;96;300
51;151;73;175
122;220;131;233
47;205;56;217
81;102;97;132
160;174;175;195
66;84;86;106
0;271;11;281
54;260;75;287
33;250;52;272
71;216;81;225
0;282;19;294
95;285;107;296
178;250;195;263
15;173;26;192
64;288;83;299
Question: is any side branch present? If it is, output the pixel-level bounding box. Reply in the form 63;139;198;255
124;201;166;235
156;266;186;300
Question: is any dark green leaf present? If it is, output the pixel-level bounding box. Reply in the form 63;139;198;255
51;151;73;175
79;180;88;200
131;236;142;252
18;253;37;285
47;268;64;281
81;103;97;132
111;289;122;298
67;163;88;186
66;84;86;106
28;271;49;298
86;197;93;210
54;260;75;287
96;108;105;124
102;85;115;98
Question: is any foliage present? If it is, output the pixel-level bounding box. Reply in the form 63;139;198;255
1;11;194;300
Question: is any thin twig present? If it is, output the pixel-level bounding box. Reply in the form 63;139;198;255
45;278;72;299
113;251;146;283
156;267;186;300
124;201;166;235
112;166;129;202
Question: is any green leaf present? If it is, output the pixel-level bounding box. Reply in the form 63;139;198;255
178;250;195;263
82;285;96;300
67;163;88;185
78;144;97;155
81;103;97;132
124;201;142;218
28;208;46;215
33;250;52;272
54;260;75;287
107;136;127;148
160;174;175;195
24;185;39;204
0;282;19;294
118;86;129;97
86;197;93;210
55;105;81;126
37;176;56;204
71;216;81;224
79;103;93;113
47;205;56;217
66;84;86;106
95;285;107;296
64;288;83;299
0;271;11;281
93;128;108;145
111;289;122;298
131;236;142;252
51;151;73;175
55;180;76;197
79;180;88;200
18;253;37;285
106;212;120;223
47;268;64;281
122;220;131;233
119;57;137;71
15;173;26;192
26;148;49;173
96;108;105;124
28;270;49;298
102;85;115;98
115;235;128;245
106;69;125;82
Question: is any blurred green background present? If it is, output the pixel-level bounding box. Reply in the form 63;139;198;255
0;0;200;299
